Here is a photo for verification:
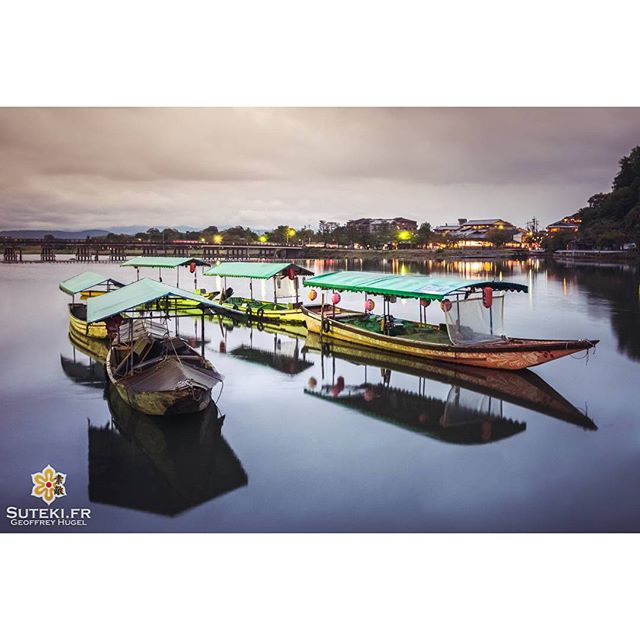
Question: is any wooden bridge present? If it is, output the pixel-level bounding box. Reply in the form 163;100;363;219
0;238;306;263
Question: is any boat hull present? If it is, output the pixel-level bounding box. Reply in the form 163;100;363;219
302;307;598;370
68;303;108;339
109;378;212;416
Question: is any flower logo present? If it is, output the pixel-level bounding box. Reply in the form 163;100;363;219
31;465;67;505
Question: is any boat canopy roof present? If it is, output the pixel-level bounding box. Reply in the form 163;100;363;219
204;261;314;279
120;257;210;268
303;271;528;300
59;271;125;296
86;278;219;323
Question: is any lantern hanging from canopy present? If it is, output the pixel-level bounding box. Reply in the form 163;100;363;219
365;298;375;312
441;299;452;312
420;298;431;308
331;292;341;305
482;286;493;308
308;289;318;301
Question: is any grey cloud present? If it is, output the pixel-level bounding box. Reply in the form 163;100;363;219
0;107;638;230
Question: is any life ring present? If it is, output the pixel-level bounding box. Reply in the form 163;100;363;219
246;318;253;328
441;299;452;313
322;318;331;333
321;342;331;356
257;321;264;332
232;304;239;311
245;305;253;317
257;307;265;318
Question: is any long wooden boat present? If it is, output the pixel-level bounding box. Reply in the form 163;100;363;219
106;332;223;415
203;261;314;325
120;256;214;316
60;271;125;340
303;271;598;371
86;278;226;415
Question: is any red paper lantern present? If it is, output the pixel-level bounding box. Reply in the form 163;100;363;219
331;292;341;305
308;289;318;301
482;286;493;308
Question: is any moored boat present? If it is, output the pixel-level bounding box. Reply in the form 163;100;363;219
303;271;598;370
203;261;314;324
87;278;225;415
60;271;125;339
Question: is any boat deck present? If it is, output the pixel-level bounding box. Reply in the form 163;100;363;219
338;314;454;345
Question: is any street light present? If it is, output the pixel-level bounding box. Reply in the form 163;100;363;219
397;230;413;241
259;235;268;243
213;234;223;244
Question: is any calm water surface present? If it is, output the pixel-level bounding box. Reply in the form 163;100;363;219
1;257;639;532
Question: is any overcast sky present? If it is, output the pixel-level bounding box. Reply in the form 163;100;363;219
0;107;638;231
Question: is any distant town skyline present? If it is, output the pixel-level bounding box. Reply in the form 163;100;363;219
1;107;639;231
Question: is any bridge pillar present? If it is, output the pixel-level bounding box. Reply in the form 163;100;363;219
109;246;127;262
41;246;55;262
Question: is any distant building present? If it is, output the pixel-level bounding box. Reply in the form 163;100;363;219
546;216;581;234
433;218;518;246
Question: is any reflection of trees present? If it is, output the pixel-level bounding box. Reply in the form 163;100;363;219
548;262;640;361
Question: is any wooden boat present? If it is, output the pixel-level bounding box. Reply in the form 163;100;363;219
88;387;247;516
106;329;223;416
120;256;214;315
87;278;225;415
303;271;598;370
303;332;597;430
203;261;314;325
60;271;125;340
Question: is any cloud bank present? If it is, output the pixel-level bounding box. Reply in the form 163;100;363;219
1;107;639;230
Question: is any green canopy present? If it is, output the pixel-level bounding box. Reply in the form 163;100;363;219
204;261;314;279
303;271;528;300
86;278;220;323
121;257;210;268
59;271;125;296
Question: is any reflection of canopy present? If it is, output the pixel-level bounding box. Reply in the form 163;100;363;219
121;257;210;268
204;261;313;279
229;344;314;375
303;271;527;300
86;278;219;323
89;387;247;516
59;354;106;387
304;333;597;430
59;271;125;295
305;383;525;445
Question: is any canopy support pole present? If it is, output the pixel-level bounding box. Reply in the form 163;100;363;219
201;313;205;358
136;267;139;281
158;267;162;283
250;279;254;300
294;277;299;304
273;277;277;304
176;268;179;288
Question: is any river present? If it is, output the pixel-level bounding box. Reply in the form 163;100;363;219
1;257;639;532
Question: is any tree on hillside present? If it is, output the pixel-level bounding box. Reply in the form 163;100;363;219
578;146;640;248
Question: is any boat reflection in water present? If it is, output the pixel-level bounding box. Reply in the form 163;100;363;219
218;319;314;375
60;332;248;517
303;333;596;445
89;386;247;516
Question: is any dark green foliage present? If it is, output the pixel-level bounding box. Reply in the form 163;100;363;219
579;146;640;248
